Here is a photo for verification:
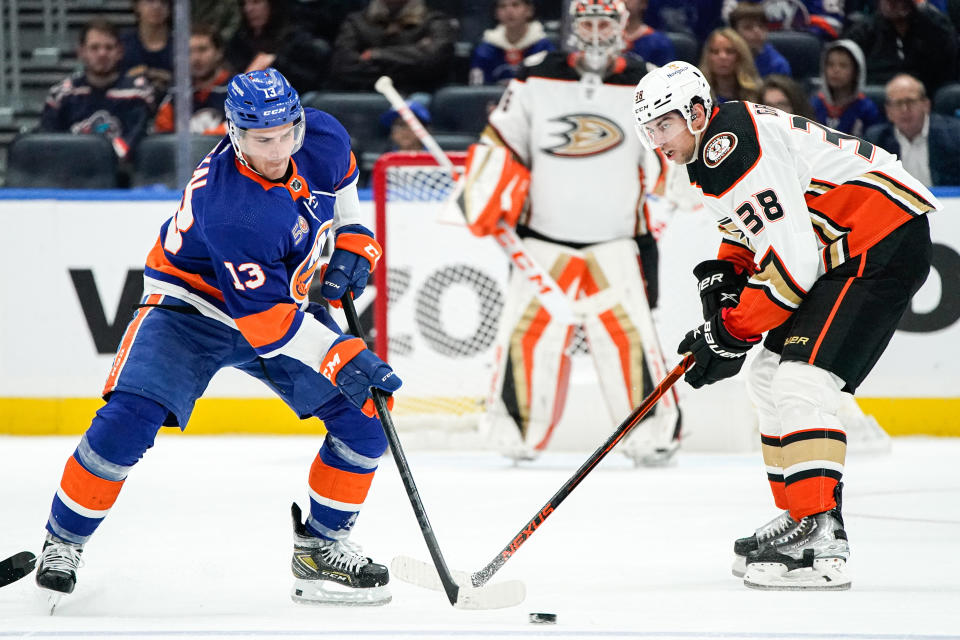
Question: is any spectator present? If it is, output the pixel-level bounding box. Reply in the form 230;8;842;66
760;73;816;118
329;0;457;93
290;0;367;44
865;73;960;186
225;0;327;93
192;0;241;44
722;0;844;40
622;0;676;67
845;0;958;97
728;2;791;77
379;99;430;151
644;0;723;43
119;0;173;104
699;27;762;103
40;19;153;161
469;0;554;86
811;39;880;137
153;24;230;135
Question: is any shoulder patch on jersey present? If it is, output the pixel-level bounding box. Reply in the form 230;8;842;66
292;215;309;245
703;132;738;168
691;102;761;198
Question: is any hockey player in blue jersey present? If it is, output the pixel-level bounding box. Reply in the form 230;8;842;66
34;68;401;608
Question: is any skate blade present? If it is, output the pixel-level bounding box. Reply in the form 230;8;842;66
290;578;391;606
743;557;851;591
391;556;526;610
731;555;746;578
35;587;64;615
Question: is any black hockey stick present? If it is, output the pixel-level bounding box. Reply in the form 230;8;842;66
393;353;695;590
0;551;36;588
339;294;524;610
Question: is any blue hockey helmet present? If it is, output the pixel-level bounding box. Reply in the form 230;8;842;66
225;68;305;168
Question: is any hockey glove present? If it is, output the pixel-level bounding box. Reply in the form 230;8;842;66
320;225;382;308
320;334;402;417
677;309;760;389
693;259;748;321
460;143;530;237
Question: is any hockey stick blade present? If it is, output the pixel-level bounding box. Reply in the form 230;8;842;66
0;551;36;588
391;556;525;610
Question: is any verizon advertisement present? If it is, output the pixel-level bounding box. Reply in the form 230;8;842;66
0;194;956;437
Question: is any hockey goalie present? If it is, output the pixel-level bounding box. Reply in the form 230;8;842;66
460;0;681;466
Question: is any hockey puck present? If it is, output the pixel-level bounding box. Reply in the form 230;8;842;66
529;612;557;624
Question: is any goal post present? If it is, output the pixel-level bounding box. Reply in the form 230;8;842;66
371;151;507;438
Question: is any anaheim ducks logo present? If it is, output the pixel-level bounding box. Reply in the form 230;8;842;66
704;132;738;168
542;114;624;158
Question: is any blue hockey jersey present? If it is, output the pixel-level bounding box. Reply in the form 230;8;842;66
143;108;361;371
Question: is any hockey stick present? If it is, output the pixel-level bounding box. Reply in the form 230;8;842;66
373;75;574;325
339;294;525;610
0;551;36;588
393;353;695;591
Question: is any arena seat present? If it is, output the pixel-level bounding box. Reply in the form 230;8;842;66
6;133;117;189
665;31;700;65
433;132;478;150
132;135;223;188
861;84;889;123
933;82;960;118
301;91;392;155
766;31;823;81
430;85;506;135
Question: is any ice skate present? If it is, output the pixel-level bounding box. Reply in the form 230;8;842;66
479;411;539;464
35;533;84;614
731;510;797;578
289;503;391;606
620;410;682;468
742;508;851;590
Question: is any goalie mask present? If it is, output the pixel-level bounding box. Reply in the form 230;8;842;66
568;0;628;73
632;61;713;161
224;68;305;172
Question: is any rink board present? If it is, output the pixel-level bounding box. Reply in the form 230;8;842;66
0;189;957;439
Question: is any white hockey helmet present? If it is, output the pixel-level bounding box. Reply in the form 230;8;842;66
567;0;628;73
632;61;713;152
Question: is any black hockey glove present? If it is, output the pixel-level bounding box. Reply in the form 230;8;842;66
693;259;748;320
677;310;759;389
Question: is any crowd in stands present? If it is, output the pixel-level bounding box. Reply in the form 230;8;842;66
10;0;960;188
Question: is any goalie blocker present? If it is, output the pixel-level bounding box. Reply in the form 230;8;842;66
459;143;530;237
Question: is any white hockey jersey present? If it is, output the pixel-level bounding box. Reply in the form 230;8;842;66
485;52;656;244
686;101;940;339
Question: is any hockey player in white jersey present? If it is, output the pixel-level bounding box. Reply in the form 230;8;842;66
461;0;681;466
633;61;937;589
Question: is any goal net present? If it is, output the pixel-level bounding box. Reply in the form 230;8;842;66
371;151;508;441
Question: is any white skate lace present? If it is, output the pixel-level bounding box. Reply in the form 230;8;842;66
319;539;370;574
757;512;794;542
39;542;84;574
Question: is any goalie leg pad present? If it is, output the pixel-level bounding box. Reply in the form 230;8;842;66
486;239;580;456
578;239;679;464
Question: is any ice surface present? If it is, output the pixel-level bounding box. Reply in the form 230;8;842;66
1;435;959;639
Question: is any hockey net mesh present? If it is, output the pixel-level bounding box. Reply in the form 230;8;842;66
373;152;507;436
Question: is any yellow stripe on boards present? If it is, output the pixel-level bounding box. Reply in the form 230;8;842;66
855;398;960;437
0;398;326;436
0;397;957;437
